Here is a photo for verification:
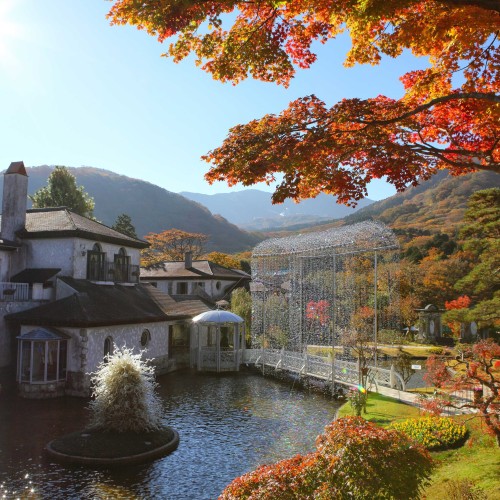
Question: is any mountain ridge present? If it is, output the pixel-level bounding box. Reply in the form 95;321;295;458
0;165;263;253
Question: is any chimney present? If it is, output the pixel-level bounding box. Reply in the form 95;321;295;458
184;251;192;269
1;161;28;242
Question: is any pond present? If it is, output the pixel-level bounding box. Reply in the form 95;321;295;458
0;370;342;499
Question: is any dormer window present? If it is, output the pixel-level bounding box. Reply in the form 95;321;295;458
113;247;130;282
87;243;105;281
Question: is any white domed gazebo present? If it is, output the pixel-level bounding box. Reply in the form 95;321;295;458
190;310;245;372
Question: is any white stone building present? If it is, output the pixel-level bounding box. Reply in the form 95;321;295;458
0;162;213;398
140;253;251;304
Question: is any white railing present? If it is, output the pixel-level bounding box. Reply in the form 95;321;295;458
0;282;29;301
243;348;405;391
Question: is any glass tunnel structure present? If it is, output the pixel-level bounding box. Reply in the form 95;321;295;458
250;221;400;358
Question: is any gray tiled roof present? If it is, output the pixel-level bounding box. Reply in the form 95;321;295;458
6;277;213;327
11;268;60;284
0;207;148;248
141;260;250;280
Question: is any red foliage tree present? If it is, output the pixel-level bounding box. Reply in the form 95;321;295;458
108;0;499;204
220;416;433;499
445;295;472;310
305;300;330;326
424;339;500;446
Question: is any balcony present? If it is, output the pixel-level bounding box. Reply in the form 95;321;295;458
87;260;140;283
0;282;29;301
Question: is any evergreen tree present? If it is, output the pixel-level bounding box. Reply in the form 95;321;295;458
112;213;138;238
30;166;95;218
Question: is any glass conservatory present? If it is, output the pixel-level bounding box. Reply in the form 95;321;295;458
17;327;69;398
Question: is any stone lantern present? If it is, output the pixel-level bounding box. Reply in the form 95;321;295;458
416;304;444;343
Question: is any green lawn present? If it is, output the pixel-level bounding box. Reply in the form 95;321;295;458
338;393;500;499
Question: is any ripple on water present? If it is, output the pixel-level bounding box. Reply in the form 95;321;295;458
0;371;342;499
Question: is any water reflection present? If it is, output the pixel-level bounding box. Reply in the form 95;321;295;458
0;370;341;499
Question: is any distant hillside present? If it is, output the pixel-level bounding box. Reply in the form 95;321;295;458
340;170;500;235
260;170;500;239
180;189;374;230
0;166;263;253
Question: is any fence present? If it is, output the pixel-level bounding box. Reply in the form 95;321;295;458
0;282;29;301
243;348;405;391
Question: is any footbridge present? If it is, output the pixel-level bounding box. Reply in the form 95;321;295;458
243;348;406;393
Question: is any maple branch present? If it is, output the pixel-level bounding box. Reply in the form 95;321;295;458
452;31;499;75
355;93;500;126
439;0;500;14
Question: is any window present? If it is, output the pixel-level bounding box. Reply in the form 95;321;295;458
87;243;106;281
113;247;130;282
17;329;68;384
216;281;222;291
140;329;151;347
104;336;114;359
176;282;188;294
196;282;205;289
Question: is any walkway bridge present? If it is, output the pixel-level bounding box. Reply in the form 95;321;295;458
243;348;406;394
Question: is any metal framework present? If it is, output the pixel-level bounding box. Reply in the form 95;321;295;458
250;221;400;364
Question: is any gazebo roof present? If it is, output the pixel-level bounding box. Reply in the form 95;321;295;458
17;327;70;341
192;310;244;325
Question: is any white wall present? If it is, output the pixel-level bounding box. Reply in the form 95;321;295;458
0;300;45;367
21;237;141;280
148;278;238;300
23;238;75;275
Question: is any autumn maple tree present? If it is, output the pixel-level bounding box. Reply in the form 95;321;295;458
141;229;208;267
108;0;499;204
424;339;500;446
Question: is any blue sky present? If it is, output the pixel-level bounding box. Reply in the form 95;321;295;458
0;0;428;201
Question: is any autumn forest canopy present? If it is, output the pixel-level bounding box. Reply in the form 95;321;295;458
108;0;499;204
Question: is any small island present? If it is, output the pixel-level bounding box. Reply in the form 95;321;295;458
46;346;179;466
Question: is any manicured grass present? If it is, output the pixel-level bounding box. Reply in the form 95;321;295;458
307;344;446;359
423;416;500;500
337;392;422;426
338;394;500;499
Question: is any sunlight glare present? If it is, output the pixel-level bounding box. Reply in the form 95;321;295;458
0;0;25;67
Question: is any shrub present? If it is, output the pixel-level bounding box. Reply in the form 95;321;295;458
390;416;467;450
220;416;433;499
429;347;444;355
378;329;406;344
88;346;164;433
347;387;367;416
444;479;487;500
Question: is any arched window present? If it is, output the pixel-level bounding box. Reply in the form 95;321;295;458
104;336;114;360
113;247;130;282
140;329;151;347
87;243;106;280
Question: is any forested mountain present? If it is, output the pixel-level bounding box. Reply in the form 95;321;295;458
0;166;263;253
180;190;374;230
341;170;500;236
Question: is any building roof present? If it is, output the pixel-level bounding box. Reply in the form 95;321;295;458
0;238;21;251
6;161;28;176
11;268;61;284
6;277;213;327
0;207;148;249
141;260;250;280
